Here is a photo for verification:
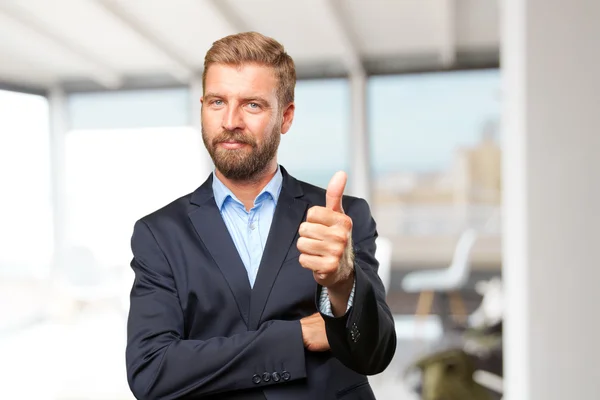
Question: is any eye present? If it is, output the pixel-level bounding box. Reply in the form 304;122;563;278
212;100;223;106
248;102;260;109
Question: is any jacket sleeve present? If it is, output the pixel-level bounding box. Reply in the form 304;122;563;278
126;220;306;400
317;197;397;375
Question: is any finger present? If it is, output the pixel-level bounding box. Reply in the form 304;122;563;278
297;236;346;260
307;312;322;323
296;236;329;256
300;221;348;242
313;271;337;287
325;171;347;213
301;222;351;253
298;254;339;275
306;206;350;228
301;312;321;322
298;222;329;241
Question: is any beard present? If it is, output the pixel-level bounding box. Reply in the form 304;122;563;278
202;123;281;182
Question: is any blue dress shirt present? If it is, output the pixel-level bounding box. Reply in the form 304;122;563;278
212;166;354;317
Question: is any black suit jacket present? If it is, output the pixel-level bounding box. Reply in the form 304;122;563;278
125;166;397;400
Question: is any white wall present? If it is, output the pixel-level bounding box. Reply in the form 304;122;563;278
502;1;600;398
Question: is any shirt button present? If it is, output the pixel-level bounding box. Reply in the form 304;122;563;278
249;222;256;230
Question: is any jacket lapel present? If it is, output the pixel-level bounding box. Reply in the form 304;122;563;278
188;175;252;327
248;170;307;330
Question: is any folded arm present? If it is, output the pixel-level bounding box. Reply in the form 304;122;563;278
126;220;306;400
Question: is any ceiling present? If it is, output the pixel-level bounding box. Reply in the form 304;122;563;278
0;0;499;93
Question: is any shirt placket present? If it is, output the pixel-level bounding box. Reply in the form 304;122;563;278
247;207;261;286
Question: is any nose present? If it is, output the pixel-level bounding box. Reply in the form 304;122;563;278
222;105;245;132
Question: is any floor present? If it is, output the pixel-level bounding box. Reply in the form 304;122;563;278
0;273;496;400
0;306;450;400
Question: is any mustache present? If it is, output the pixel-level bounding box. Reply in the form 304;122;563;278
212;130;255;146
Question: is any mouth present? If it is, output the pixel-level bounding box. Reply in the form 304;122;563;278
218;140;248;150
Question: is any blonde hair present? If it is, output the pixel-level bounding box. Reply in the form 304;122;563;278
202;32;296;107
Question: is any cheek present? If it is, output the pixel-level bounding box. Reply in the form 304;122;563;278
247;115;277;140
201;109;220;128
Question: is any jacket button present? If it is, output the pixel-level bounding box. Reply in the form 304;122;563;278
252;374;261;384
272;372;281;382
281;371;291;381
262;372;271;382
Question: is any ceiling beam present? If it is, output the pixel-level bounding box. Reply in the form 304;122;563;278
0;79;48;96
205;0;250;33
95;0;194;83
0;2;122;89
321;0;364;76
440;0;457;67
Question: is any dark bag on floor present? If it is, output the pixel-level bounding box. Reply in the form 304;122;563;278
410;349;493;400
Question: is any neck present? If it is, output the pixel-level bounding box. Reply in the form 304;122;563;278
215;160;278;211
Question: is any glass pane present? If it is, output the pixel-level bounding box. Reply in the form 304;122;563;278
68;88;190;130
64;127;206;268
278;79;350;189
368;69;501;268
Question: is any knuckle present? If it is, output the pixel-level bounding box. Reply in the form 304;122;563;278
299;253;309;266
330;245;344;258
333;228;348;244
298;222;307;236
296;236;306;250
326;256;339;271
341;216;353;230
306;206;322;222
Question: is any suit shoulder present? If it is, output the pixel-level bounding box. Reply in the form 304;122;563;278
297;179;369;212
297;179;326;203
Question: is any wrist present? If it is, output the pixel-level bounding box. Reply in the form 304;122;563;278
325;268;354;318
327;263;354;295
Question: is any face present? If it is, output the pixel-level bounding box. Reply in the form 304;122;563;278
201;63;294;181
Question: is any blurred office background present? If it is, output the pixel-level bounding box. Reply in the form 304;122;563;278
0;1;598;399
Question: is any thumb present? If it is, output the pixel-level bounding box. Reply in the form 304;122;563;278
326;171;347;213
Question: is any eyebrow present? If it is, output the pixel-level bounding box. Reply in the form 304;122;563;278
203;92;223;100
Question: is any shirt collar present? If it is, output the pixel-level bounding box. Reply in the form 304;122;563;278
212;165;283;210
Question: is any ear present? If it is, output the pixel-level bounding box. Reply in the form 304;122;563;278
280;102;295;134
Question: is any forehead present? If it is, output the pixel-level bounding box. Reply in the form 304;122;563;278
204;63;278;99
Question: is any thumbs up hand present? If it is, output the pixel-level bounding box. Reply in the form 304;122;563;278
297;171;355;292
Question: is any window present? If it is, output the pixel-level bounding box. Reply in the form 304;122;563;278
278;79;350;189
64;127;208;268
368;70;501;266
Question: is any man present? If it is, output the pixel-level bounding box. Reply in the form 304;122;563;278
126;32;396;400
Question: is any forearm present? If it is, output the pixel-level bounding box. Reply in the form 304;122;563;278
319;261;396;375
127;319;306;399
318;196;396;375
